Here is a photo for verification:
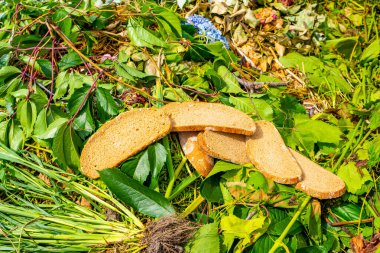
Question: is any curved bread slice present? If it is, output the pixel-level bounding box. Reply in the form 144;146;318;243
179;132;214;177
291;149;346;199
198;131;250;165
246;121;302;184
162;102;256;135
80;108;171;179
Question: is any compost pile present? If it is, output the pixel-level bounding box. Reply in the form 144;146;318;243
0;0;379;252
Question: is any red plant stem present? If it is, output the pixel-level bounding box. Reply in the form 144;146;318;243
79;55;94;79
68;72;103;124
21;31;50;79
47;38;56;107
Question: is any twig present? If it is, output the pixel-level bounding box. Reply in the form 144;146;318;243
47;38;56;107
47;23;162;103
328;217;374;227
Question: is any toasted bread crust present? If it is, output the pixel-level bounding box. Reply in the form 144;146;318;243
291;149;346;199
162;102;256;136
198;131;250;165
80;108;171;179
246;121;302;184
179;132;214;177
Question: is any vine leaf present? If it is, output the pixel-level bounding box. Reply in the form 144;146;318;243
127;19;167;49
95;87;119;122
52;124;82;170
16;100;37;137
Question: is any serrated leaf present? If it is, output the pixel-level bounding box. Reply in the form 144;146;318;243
360;39;380;64
67;85;91;116
36;117;68;139
186;223;220;253
127;19;167;49
16;100;37;137
95;87;119;122
52;124;82;170
99;168;175;218
201;161;242;202
216;66;244;93
58;51;82;70
337;162;373;195
36;59;52;78
8;120;24;151
267;208;302;236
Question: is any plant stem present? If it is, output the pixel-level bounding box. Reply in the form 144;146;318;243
269;196;311;253
180;195;205;217
163;136;175;198
165;156;187;198
332;118;363;173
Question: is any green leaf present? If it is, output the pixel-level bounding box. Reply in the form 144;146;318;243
115;61;152;82
58;51;82;70
0;66;21;85
216;66;244;93
53;71;70;100
229;96;273;120
360;39;380;64
186;223;220;253
95;87;119;122
36;117;68;139
148;143;167;189
127;19;167;49
52;9;72;37
337;162;373;195
99;168;175;218
154;9;182;37
330;203;363;221
8;120;24;151
68;85;91;116
200;161;243;202
267;208;302;236
36;59;52;79
16;100;37;137
302;201;322;243
292;114;342;152
249;234;276;253
52;124;82;170
369;104;380;130
0;42;12;56
72;102;95;139
221;214;267;239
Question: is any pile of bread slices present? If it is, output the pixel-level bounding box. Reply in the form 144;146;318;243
80;102;346;199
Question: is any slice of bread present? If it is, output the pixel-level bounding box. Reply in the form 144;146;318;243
179;132;214;177
80;108;171;179
290;149;346;199
198;131;250;165
246;120;302;184
162;102;256;135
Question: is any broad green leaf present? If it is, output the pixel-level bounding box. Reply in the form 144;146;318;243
8;120;24;151
229;96;273;120
330;203;364;221
216;66;244;93
99;168;175;218
249;234;276;253
267;207;302;236
72;102;95;139
58;51;82;70
221;214;267;238
67;85;91;116
163;88;192;102
360;39;380;64
52;9;72;36
186;223;220;253
148;143;167;189
200;161;243;202
53;71;70;100
52;124;82;170
154;9;182;37
302;200;322;243
0;66;20;85
369;104;380;130
36;117;68;139
36;59;52;78
115;62;152;82
33;108;49;146
95;87;119;122
127;19;167;49
16;100;37;137
0;42;12;56
0;120;10;145
324;37;359;59
292;114;342;152
337;162;373;195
